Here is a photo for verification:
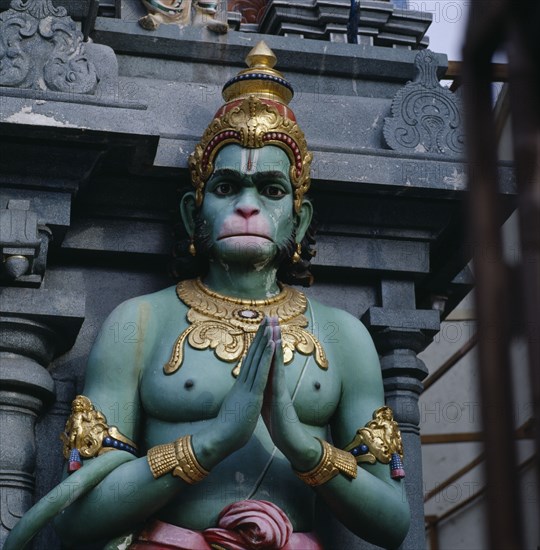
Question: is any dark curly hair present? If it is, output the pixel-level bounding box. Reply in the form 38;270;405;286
170;188;317;287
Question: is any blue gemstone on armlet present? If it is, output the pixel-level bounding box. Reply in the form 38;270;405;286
103;437;137;456
359;444;369;454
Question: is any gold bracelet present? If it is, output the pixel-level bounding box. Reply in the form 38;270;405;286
173;435;209;484
147;442;177;478
295;438;357;486
147;435;209;484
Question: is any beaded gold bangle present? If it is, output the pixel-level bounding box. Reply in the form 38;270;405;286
173;435;209;484
295;438;357;487
147;435;209;484
147;442;177;478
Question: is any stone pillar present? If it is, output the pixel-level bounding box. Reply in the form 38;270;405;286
0;197;84;544
363;280;440;550
0;322;55;544
0;289;84;546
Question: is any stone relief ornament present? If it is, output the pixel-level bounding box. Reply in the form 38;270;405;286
383;49;465;157
0;0;98;93
165;278;328;377
138;0;228;33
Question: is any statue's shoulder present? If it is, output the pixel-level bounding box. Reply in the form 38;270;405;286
307;296;381;385
307;296;373;345
105;284;182;325
86;285;183;381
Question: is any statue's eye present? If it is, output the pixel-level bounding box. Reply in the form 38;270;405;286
214;183;233;195
262;185;286;198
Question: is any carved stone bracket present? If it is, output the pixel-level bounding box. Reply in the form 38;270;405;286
0;200;51;286
383;49;465;157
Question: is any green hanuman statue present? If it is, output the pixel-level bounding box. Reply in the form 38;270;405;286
6;42;410;550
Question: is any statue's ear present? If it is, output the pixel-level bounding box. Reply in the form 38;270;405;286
180;191;197;236
295;199;313;243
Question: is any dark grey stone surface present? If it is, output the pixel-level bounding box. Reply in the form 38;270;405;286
93;19;446;79
0;288;85;352
258;0;431;48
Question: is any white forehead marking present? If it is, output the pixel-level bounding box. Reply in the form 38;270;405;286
242;148;260;175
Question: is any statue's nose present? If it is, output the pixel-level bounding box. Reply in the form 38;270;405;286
234;191;261;218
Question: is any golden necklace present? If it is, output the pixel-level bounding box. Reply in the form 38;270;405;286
164;278;328;377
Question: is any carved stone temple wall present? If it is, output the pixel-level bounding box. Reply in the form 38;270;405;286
0;2;515;549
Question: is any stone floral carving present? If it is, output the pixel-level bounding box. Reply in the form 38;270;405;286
0;0;98;93
383;49;465;157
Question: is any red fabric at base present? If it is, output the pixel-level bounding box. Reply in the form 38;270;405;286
129;499;323;550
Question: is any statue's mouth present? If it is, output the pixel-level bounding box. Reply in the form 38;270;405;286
218;233;273;242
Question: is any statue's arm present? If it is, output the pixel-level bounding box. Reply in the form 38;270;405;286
53;297;189;544
262;307;409;547
54;302;276;545
315;308;410;549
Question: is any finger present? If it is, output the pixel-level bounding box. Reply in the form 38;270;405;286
239;317;269;383
242;319;272;381
269;316;278;337
264;319;281;396
245;326;273;389
271;338;287;393
273;333;284;367
271;320;281;346
251;339;275;393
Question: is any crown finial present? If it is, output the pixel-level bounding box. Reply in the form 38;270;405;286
245;41;277;70
221;41;293;105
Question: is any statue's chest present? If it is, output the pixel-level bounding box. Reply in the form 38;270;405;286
140;283;341;425
140;333;341;426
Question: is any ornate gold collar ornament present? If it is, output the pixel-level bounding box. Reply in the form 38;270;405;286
164;278;328;377
188;41;313;215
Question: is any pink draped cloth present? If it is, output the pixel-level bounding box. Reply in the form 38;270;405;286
129;499;322;550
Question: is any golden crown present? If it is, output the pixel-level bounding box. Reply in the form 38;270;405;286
188;41;313;214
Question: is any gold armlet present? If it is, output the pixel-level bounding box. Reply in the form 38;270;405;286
60;395;138;473
147;435;209;484
343;406;406;479
295;438;357;487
